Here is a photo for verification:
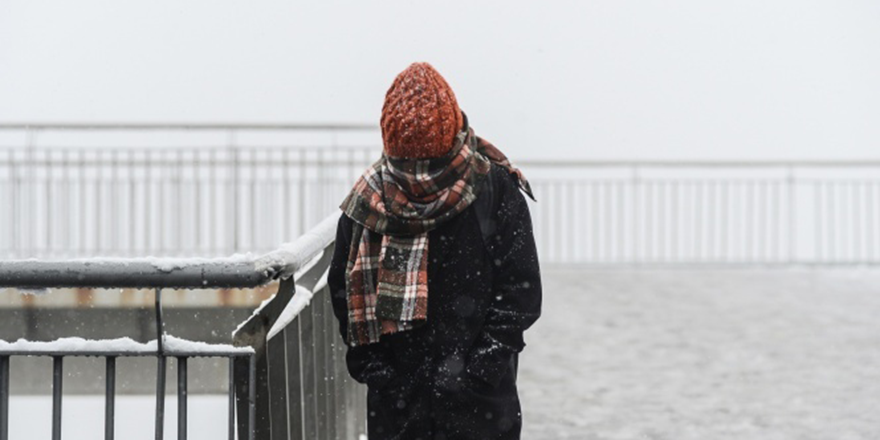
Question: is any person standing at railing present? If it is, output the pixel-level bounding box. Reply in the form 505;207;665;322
328;62;542;440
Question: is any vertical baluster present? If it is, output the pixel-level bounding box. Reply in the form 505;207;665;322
283;150;292;242
301;302;318;439
95;150;102;256
144;151;152;254
175;150;184;255
630;167;639;263
155;287;166;440
298;149;307;237
109;151;118;255
853;182;861;262
314;291;328;436
814;181;823;262
323;296;337;440
209;150;218;254
592;180;600;262
694;181;702;261
128;151;136;256
156;356;166;440
228;357;235;440
706;181;714;261
158;151;167;255
52;356;63;440
604;180;612;262
194;151;202;254
721;181;729;262
644;180;653;262
267;330;289;440
746;181;754;263
105;356;116;440
567;181;576;263
287;319;306;440
757;180;768;263
671;180;679;262
177;357;187;440
828;182;835;262
63;150;72;256
8;149;17;257
78;150;86;255
1;355;9;440
657;181;666;262
25;129;34;257
617;181;625;262
230;134;240;254
45;149;52;257
773;182;781;263
786;165;796;263
248;355;257;440
868;182;875;262
680;180;688;261
249;150;257;250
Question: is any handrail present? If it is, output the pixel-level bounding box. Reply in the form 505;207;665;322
0;214;340;289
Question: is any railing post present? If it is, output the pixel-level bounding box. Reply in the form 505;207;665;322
52;356;63;440
155;288;167;440
0;355;9;440
177;357;187;440
105;356;116;440
227;358;235;440
248;354;256;440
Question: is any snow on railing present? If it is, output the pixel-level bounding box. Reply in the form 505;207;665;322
0;213;358;440
0;214;339;290
0;335;254;356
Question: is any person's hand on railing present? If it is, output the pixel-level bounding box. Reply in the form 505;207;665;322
254;251;296;281
253;215;341;282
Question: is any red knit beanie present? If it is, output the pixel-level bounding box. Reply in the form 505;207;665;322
380;62;464;159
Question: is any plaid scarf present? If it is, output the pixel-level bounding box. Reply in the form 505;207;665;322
339;113;532;346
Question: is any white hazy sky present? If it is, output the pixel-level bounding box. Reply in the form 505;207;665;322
1;1;878;160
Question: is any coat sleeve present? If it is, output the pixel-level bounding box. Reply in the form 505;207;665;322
465;169;543;388
328;213;397;389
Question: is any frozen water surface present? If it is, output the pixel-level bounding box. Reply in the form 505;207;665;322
519;267;880;440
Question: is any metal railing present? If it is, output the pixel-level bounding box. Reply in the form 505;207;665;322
0;214;363;440
232;216;366;440
528;161;880;264
2;124;879;265
0;123;377;258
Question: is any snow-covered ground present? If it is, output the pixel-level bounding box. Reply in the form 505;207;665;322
519;267;880;439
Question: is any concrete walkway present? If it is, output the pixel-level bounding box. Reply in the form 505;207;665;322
518;267;880;440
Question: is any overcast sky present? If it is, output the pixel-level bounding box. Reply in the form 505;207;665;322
1;1;878;160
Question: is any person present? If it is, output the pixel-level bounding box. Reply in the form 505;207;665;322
328;62;542;440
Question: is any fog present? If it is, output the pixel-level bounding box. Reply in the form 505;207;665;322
2;1;879;160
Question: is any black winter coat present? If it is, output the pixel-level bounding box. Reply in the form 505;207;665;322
328;163;542;440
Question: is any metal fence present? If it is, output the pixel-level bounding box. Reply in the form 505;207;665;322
0;123;377;258
528;161;880;264
232;221;366;440
0;214;364;440
2;124;879;265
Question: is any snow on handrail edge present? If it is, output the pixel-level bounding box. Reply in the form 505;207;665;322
0;213;341;290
